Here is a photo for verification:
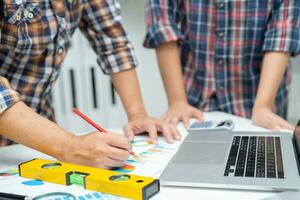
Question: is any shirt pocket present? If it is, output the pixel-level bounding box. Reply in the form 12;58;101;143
0;0;58;56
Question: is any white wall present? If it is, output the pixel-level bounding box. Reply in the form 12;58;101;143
119;0;168;118
288;56;300;124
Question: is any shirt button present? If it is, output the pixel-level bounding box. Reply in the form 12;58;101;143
57;47;64;54
61;18;67;28
13;14;21;21
218;3;225;9
27;12;34;19
218;59;224;65
61;18;66;24
218;31;225;37
15;0;23;5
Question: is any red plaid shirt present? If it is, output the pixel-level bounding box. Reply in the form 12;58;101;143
0;0;137;145
144;0;300;118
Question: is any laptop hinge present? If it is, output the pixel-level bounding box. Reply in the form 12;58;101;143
292;136;300;176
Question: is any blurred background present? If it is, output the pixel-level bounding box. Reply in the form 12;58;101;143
52;0;300;133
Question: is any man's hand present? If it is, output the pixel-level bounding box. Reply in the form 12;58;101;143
60;131;131;169
124;114;181;144
161;101;204;128
252;106;294;131
0;101;131;169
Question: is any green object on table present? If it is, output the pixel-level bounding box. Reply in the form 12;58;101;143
69;173;86;186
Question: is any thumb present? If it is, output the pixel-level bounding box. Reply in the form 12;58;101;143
182;116;190;128
271;125;281;131
148;125;158;144
124;125;135;141
192;109;204;122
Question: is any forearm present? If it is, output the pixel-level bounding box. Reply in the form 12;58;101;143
156;42;187;105
254;52;291;109
0;101;72;159
111;69;147;120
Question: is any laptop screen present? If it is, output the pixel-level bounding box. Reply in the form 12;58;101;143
293;120;300;164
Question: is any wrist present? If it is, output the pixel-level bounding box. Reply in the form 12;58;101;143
168;93;188;106
53;132;75;161
252;104;272;115
127;107;148;121
253;97;274;111
169;99;188;106
253;99;273;108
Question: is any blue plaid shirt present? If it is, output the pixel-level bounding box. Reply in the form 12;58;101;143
144;0;300;118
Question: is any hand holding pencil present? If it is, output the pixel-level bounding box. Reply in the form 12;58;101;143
56;108;133;169
68;108;135;168
62;131;131;168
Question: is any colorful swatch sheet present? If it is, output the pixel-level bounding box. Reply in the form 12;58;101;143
0;176;123;200
0;135;182;199
112;135;182;177
0;169;19;182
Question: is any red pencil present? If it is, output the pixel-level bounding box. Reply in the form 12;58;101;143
72;108;137;157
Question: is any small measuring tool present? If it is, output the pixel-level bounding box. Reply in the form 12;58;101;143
19;159;160;200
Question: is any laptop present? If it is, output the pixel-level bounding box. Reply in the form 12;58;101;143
160;120;300;191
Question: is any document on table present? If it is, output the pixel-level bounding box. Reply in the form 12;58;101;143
0;135;184;200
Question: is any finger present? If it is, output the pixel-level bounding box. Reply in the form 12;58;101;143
160;113;168;121
170;124;181;141
192;109;204;122
275;117;295;130
271;125;281;131
265;114;293;131
107;145;130;161
280;122;295;131
252;115;273;130
170;116;180;126
182;115;190;128
93;162;109;169
147;125;158;144
106;134;131;151
265;121;280;131
164;117;172;124
92;157;113;169
160;123;174;143
265;118;281;131
106;157;126;168
123;125;135;141
161;114;171;123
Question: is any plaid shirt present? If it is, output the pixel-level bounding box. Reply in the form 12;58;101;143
144;0;300;118
0;0;137;146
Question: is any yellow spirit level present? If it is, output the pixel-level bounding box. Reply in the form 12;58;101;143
19;159;160;200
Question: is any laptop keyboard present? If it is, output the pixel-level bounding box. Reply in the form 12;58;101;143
224;136;284;178
189;121;213;128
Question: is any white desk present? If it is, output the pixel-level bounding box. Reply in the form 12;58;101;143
0;112;287;200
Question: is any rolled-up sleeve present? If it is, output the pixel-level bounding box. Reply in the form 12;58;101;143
0;76;20;115
263;0;300;55
79;0;138;74
143;0;184;48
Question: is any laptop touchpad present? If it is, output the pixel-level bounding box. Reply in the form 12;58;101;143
173;142;228;165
